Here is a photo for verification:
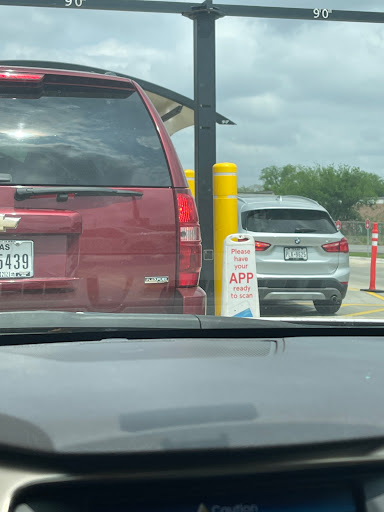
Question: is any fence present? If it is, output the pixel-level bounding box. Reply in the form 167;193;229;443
340;221;383;249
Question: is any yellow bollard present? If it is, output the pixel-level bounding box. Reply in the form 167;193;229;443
213;162;238;316
184;169;195;198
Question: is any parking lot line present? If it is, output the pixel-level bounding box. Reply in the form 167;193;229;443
367;291;384;301
341;303;384;307
341;307;384;317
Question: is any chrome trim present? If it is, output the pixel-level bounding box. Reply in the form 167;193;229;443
0;215;21;233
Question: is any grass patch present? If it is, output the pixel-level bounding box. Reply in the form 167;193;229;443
350;252;384;258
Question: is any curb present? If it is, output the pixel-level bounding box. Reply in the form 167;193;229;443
350;256;384;263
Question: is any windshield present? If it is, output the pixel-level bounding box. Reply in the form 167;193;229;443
2;0;384;476
0;1;383;326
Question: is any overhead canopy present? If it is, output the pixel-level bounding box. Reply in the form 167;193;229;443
0;60;235;136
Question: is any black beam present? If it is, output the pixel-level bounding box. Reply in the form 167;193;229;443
0;0;199;13
216;5;384;23
184;2;223;314
1;1;384;25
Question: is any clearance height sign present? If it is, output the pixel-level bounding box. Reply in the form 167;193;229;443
221;235;260;318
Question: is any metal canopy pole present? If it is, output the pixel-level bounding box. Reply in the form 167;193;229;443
184;1;224;314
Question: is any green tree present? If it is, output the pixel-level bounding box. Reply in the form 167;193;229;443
259;164;384;220
238;184;264;193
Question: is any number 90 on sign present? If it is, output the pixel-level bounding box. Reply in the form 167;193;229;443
313;8;332;18
65;0;86;6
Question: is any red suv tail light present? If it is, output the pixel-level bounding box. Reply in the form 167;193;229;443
176;190;202;287
322;237;349;253
0;72;44;81
255;241;271;251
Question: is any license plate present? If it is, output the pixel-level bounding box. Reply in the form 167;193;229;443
0;240;34;278
284;247;308;261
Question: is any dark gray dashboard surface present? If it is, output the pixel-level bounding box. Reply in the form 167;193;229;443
0;335;383;454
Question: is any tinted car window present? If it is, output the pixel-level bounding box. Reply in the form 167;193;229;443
242;208;337;234
0;90;171;187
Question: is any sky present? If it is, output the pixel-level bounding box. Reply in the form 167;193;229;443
1;1;384;186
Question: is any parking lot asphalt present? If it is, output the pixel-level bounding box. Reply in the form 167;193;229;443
260;257;384;319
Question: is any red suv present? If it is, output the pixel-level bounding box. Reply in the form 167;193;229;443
0;65;206;314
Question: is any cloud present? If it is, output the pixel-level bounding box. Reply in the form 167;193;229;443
214;16;384;185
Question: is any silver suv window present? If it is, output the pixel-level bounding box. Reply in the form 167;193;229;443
242;209;337;234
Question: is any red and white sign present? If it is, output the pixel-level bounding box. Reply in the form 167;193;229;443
221;234;260;318
366;219;371;230
336;220;341;230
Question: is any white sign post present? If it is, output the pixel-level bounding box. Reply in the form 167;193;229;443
221;234;260;318
366;219;371;257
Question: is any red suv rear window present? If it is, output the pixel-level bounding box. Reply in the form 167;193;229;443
0;77;171;187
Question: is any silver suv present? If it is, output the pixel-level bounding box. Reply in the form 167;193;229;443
238;194;350;315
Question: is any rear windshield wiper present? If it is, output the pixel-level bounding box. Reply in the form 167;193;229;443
295;228;316;233
14;187;143;202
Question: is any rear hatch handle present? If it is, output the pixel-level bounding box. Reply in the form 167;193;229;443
14;187;143;202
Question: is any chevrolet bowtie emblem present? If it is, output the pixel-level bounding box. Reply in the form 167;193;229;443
0;214;21;232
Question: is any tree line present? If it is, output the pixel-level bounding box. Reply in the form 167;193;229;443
238;164;384;221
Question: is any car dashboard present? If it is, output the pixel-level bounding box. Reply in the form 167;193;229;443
5;445;384;512
0;314;384;512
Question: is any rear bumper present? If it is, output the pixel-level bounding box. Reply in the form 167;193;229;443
258;278;348;302
175;286;207;315
0;279;207;315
